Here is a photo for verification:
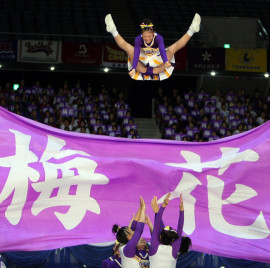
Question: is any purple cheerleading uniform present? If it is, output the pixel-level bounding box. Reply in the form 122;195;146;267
107;257;122;268
102;255;116;268
132;33;168;70
149;207;184;268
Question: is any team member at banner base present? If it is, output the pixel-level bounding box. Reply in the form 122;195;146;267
105;13;200;81
149;193;186;268
102;242;121;268
151;196;192;258
112;196;146;267
130;213;153;268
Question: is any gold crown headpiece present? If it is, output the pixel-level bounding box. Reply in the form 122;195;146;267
140;23;154;29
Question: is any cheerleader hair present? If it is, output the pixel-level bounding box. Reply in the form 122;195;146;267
112;224;130;245
179;236;192;256
140;18;155;32
160;226;179;245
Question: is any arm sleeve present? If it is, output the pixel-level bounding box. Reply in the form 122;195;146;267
131;220;137;231
149;206;165;256
172;210;184;259
132;35;142;70
154;212;165;234
123;222;145;258
156;33;168;63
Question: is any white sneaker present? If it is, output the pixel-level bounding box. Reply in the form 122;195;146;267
189;13;201;33
105;14;116;33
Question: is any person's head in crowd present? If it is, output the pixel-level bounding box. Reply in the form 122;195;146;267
97;126;104;135
48;115;55;126
79;120;87;128
119;104;125;110
188;122;194;129
64;127;70;131
194;132;201;142
58;87;64;96
126;111;131;118
168;105;174;114
247;104;253;112
73;89;79;98
175;95;182;105
206;123;212;130
129;129;135;136
112;125;118;131
132;135;138;139
80;127;86;133
31;110;40;122
247;116;253;124
0;99;6;107
238;124;244;132
96;118;101;125
202;116;208;122
109;112;116;122
42;88;48;96
116;133;121;137
199;108;205;116
221;103;227;111
86;85;92;97
216;114;222;121
75;82;80;89
77;111;83;120
226;129;232;136
128;118;134;125
63;118;71;128
187;115;193;123
171;123;178;131
42;94;48;104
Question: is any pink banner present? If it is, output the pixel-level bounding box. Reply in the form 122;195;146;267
0;107;269;263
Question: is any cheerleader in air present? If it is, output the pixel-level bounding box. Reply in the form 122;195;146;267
105;13;201;81
149;193;190;268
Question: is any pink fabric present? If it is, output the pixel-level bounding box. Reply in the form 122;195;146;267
0;107;269;263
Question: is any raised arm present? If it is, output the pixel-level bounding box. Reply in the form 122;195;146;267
124;196;145;258
172;194;184;258
149;193;171;256
130;194;144;230
151;195;165;232
145;214;154;234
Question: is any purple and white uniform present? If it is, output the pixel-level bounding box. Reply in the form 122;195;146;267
128;33;175;81
119;222;145;268
149;207;184;268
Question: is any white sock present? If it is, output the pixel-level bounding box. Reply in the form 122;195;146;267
187;29;194;37
111;30;119;37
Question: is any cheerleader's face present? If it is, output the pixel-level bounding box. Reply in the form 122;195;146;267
142;31;155;44
126;227;135;240
137;238;147;250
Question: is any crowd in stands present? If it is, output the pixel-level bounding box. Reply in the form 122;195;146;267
155;87;270;142
0;79;269;142
0;80;140;139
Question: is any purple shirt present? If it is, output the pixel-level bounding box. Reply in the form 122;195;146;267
102;255;116;268
132;33;168;70
149;206;184;259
